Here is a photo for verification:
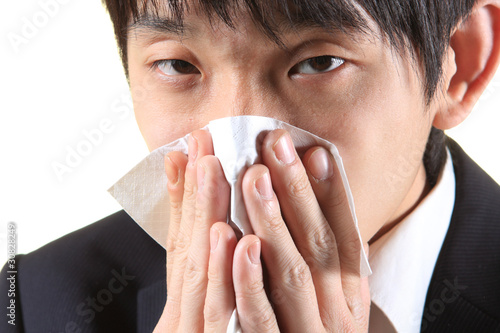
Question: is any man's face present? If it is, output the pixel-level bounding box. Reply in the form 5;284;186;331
126;6;437;241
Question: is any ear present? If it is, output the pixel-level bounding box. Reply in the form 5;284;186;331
433;1;500;130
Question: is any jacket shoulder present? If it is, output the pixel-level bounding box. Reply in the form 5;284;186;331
21;210;164;271
1;210;166;332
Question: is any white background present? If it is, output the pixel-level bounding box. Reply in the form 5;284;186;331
1;0;499;265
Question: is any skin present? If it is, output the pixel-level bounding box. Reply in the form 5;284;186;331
125;1;500;331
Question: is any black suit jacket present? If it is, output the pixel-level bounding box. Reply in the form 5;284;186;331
421;139;500;332
1;140;499;332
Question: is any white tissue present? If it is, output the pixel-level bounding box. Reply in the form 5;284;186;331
108;116;371;331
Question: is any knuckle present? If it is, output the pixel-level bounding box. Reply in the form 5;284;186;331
166;293;180;309
166;236;177;254
173;233;189;254
338;236;361;264
342;237;361;255
194;207;205;224
345;294;368;325
336;314;356;333
203;304;223;330
269;288;286;305
169;211;183;228
183;181;197;202
184;256;206;289
282;260;312;291
207;267;230;289
236;279;265;301
308;228;338;269
165;295;181;322
244;307;276;332
257;308;276;331
286;173;311;200
263;210;285;234
206;265;220;283
312;227;336;253
193;209;213;234
169;199;183;214
247;278;265;295
167;236;189;271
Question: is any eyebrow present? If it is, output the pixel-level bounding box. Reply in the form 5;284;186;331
126;12;368;54
128;16;197;37
127;13;350;39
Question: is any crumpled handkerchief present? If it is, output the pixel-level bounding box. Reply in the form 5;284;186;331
108;116;372;332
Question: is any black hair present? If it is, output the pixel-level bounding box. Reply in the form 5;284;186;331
102;0;477;185
102;0;477;102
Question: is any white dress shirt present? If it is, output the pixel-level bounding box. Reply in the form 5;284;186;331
368;150;456;333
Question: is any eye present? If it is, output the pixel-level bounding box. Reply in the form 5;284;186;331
153;60;200;76
293;56;345;75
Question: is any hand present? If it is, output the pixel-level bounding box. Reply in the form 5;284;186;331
232;129;371;332
154;128;370;332
154;130;238;332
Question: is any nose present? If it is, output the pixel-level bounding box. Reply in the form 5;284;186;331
209;73;290;122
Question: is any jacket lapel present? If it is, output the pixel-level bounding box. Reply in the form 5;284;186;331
421;139;500;332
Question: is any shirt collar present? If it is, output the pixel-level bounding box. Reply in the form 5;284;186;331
368;149;456;333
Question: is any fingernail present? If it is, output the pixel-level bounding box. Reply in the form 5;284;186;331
165;156;179;185
188;134;198;164
273;133;296;165
247;241;261;264
197;163;205;192
210;227;220;252
255;173;273;200
308;148;334;181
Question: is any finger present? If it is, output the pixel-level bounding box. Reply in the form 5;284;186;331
304;146;366;328
166;130;214;328
303;146;361;275
304;146;362;276
338;244;371;332
162;152;188;329
260;130;340;274
233;234;279;333
179;155;230;331
260;130;346;329
169;130;214;284
204;222;237;332
178;130;215;244
165;151;188;288
241;165;324;332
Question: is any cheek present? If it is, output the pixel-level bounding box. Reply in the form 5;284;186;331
330;64;432;229
129;73;208;151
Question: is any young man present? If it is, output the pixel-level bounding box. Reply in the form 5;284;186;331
2;0;500;332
